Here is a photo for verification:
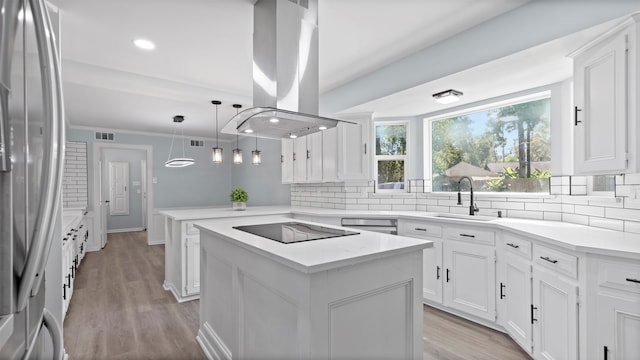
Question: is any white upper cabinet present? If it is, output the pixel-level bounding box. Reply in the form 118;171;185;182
306;132;323;183
281;139;294;184
293;136;307;182
571;14;639;175
336;113;372;181
322;127;339;182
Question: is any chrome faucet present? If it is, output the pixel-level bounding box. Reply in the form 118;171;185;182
457;176;479;216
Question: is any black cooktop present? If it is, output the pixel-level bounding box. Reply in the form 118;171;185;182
233;222;359;244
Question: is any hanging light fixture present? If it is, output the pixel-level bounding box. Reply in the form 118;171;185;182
252;133;261;165
165;115;195;168
212;100;223;163
232;104;243;164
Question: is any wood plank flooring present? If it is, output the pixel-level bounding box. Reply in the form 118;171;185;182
64;231;531;360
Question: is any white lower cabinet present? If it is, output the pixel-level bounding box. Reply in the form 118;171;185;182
499;252;533;355
423;239;443;303
185;236;200;296
532;266;578;360
443;240;496;322
588;256;640;360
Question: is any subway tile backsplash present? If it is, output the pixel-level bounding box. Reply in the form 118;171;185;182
290;174;640;235
63;141;88;209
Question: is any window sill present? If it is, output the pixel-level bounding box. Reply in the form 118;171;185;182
369;192;416;198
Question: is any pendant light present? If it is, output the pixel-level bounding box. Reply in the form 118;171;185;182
252;133;261;165
212;100;223;163
165;115;195;167
232;104;243;164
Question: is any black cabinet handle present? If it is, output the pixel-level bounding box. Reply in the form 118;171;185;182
70;266;75;279
436;266;440;280
604;346;608;360
540;256;558;264
281;154;284;163
500;282;506;299
626;278;640;284
506;243;519;249
531;305;538;324
293;152;296;161
66;273;71;288
446;269;450;283
459;233;475;238
414;227;427;232
63;284;67;300
574;106;582;126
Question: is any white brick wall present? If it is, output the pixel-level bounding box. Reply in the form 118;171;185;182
63;141;88;209
290;173;640;235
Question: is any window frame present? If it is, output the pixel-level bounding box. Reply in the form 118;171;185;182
423;91;551;195
373;120;410;193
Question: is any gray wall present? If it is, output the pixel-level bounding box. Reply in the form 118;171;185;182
67;128;289;212
103;148;145;231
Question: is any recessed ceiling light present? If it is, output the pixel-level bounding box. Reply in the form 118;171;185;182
318;126;327;130
133;38;155;50
269;117;279;123
289;134;297;139
244;129;254;133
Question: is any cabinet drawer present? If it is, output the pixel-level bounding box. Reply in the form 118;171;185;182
401;221;442;239
502;234;532;260
533;245;578;279
597;259;640;294
444;226;494;245
185;222;200;235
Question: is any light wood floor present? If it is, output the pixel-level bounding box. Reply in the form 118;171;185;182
64;231;531;360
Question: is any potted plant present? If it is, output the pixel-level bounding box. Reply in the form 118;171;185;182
230;188;248;211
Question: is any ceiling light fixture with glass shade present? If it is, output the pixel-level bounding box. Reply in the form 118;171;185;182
165;115;195;168
133;38;155;50
432;89;463;104
252;133;261;165
212;100;223;163
232;104;243;164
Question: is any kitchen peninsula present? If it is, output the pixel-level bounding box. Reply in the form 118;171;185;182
194;215;431;359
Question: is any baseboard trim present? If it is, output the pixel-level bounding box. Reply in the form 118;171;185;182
107;227;144;234
163;281;199;303
423;300;505;333
197;322;232;360
148;239;165;245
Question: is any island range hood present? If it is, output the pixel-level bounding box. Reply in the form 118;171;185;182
221;0;354;139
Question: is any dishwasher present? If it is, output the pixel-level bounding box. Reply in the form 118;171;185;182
341;218;398;235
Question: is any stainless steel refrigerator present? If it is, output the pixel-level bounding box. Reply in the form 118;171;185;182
0;0;65;358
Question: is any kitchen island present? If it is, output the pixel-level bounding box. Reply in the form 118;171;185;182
195;215;432;360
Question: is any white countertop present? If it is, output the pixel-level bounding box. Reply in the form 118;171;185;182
62;208;85;233
159;205;291;221
160;205;640;259
194;215;433;274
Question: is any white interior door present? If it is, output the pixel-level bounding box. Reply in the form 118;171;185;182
109;161;129;216
141;159;147;230
99;160;108;248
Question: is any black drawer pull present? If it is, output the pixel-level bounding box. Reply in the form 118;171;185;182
500;282;506;299
414;227;427;232
446;269;450;283
574;106;582;126
531;305;538;324
459;233;475;238
436;266;440;280
63;284;67;300
604;345;608;360
626;278;640;284
506;243;519;249
540;256;558;264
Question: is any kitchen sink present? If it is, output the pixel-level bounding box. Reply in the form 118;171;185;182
430;213;498;222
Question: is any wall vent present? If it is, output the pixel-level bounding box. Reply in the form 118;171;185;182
95;132;115;141
190;139;204;147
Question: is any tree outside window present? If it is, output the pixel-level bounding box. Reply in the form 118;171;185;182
375;122;407;191
430;97;551;193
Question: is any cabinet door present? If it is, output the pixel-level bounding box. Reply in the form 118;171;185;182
185;236;200;296
293;137;307;182
443;241;496;321
281;139;293;184
500;252;533;355
597;294;640;360
307;132;323;182
337;118;370;180
322;128;338;182
423;239;443;304
532;267;578;360
573;28;628;174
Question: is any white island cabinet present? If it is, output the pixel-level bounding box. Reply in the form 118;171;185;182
195;216;431;360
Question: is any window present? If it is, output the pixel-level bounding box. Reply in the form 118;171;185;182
375;121;408;191
427;95;551;193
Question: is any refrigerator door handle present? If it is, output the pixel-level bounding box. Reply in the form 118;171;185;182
23;309;63;360
16;0;65;310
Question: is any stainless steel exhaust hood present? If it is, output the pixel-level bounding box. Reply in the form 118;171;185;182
221;0;354;139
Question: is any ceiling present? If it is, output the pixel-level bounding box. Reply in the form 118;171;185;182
57;0;625;139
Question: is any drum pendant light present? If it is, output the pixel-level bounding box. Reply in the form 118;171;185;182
252;133;261;165
232;104;243;164
212;100;223;163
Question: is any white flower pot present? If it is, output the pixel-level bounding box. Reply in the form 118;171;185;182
232;201;247;211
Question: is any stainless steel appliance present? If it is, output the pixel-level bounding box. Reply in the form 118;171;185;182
0;0;65;358
341;218;398;235
234;222;359;244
